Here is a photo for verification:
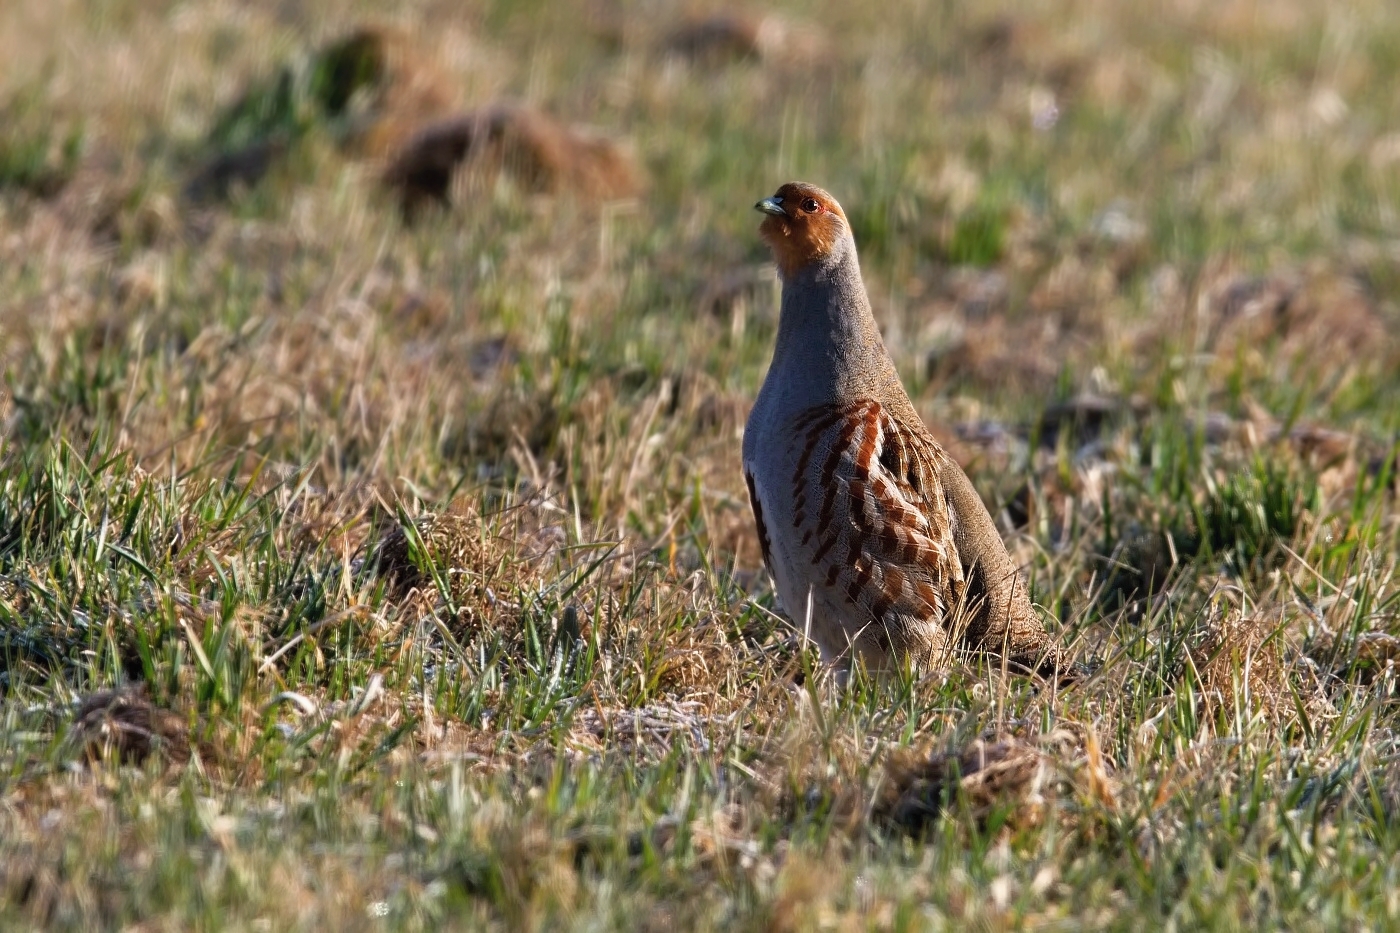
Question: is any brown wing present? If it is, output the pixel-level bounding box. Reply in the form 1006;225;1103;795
789;400;1063;674
788;400;963;644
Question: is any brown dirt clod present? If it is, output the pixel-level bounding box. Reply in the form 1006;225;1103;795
73;684;191;766
381;104;641;215
876;737;1049;834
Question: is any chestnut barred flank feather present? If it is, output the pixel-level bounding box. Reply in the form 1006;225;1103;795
769;399;960;663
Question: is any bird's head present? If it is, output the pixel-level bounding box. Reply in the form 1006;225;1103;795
754;182;851;279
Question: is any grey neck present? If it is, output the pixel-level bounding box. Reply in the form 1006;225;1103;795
767;242;904;408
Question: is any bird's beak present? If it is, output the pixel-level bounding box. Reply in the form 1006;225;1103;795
754;196;786;217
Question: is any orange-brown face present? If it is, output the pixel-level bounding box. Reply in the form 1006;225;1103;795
754;182;849;278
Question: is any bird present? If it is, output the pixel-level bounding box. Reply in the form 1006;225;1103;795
742;181;1065;679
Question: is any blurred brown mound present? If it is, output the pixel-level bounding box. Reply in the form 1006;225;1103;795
1037;392;1143;451
958;13;1087;97
73;684;190;766
440;378;561;464
1198;264;1393;370
912;255;1111;397
876;737;1049;834
328;25;457;159
186;24;456;202
381;103;641;215
1198;270;1299;352
663;11;827;65
921;310;1065;396
39;143;178;249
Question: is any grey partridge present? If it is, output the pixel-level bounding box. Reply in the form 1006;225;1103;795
742;182;1064;678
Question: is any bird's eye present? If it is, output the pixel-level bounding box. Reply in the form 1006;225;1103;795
801;198;820;213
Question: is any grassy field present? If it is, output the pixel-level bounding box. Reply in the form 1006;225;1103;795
4;0;1400;927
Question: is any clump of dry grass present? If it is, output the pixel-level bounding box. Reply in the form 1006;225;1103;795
759;684;1071;842
876;736;1052;834
381;103;642;215
368;496;557;641
662;10;827;65
1190;603;1292;713
71;685;191;766
922;309;1071;397
372;499;492;599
